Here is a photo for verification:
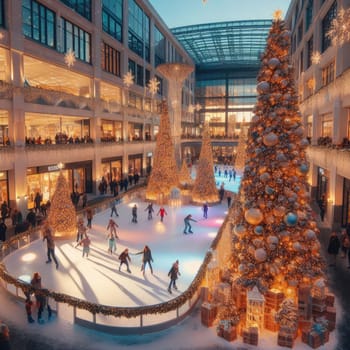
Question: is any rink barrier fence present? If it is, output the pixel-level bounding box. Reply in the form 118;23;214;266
0;189;234;334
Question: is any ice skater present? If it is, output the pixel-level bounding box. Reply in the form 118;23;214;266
110;200;119;217
43;224;59;269
131;204;138;223
107;218;119;239
76;234;91;257
86;208;93;228
183;214;197;234
145;203;154;220
76;217;87;242
168;260;180;294
202;202;208;219
135;245;154;275
31;272;52;323
157;206;167;222
106;231;117;254
118;248;131;273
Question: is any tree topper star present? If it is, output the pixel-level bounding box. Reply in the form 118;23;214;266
273;10;283;21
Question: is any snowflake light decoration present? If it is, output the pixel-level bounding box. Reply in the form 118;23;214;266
311;51;321;65
195;103;202;112
64;49;76;68
148;77;160;96
123;71;134;88
327;7;350;46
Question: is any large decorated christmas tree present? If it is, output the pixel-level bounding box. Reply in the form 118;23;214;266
234;125;247;170
48;172;77;239
192;122;219;204
146;101;179;202
231;17;325;292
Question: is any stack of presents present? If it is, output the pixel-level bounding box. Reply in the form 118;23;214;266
200;269;336;349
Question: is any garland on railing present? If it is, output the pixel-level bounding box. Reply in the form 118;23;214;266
0;200;230;319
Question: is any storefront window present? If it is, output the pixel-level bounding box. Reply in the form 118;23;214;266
0;171;8;204
0;112;9;146
26;164;90;209
128;122;143;141
101;120;123;141
25;113;90;144
321;115;333;138
102;158;122;184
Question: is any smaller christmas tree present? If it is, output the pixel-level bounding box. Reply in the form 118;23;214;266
179;159;193;187
192;122;219;204
48;172;77;238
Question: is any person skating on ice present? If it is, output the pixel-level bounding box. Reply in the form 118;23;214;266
76;234;91;257
106;231;117;254
157;206;167;222
42;223;59;269
168;260;180;293
110;200;119;217
135;245;154;274
107;218;119;239
202;202;208;219
183;214;197;234
131;204;138;223
145;203;154;220
118;248;131;273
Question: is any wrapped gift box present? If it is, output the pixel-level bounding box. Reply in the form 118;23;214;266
280;325;298;339
265;289;284;310
299;319;313;331
201;302;217;327
312;296;327;313
223;326;237;342
243;327;258;346
325;293;335;307
301;325;330;349
264;310;279;332
215;282;232;304
278;331;294;348
232;284;247;311
325;306;336;322
299;300;312;320
298;284;312;303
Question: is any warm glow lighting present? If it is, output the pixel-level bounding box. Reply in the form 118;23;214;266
155;221;167;234
123;71;134;88
64;49;76;68
147;77;160;96
311;51;321;64
207;231;217;238
18;274;31;284
21;253;37;262
273;9;283;21
128;202;138;208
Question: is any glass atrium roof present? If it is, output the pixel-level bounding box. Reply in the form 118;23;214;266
172;20;272;68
